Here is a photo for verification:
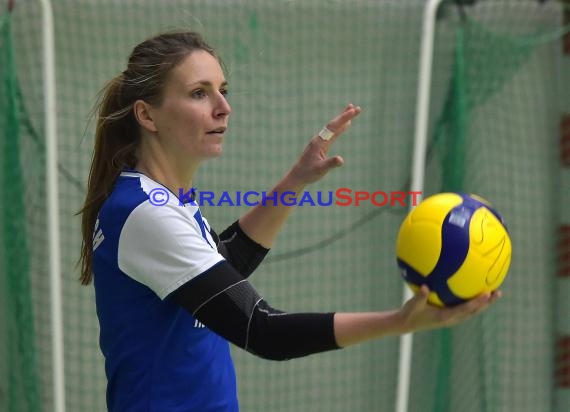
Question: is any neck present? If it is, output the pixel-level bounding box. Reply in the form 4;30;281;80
135;146;200;196
136;161;198;195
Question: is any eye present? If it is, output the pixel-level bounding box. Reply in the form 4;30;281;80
220;88;229;97
191;89;206;99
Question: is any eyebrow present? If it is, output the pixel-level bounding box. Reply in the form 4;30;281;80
186;80;228;88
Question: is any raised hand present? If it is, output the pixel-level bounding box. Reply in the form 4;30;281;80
287;104;362;187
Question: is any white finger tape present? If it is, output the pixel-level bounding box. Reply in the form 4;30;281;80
318;126;335;141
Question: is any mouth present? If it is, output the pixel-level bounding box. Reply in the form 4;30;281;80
206;127;227;135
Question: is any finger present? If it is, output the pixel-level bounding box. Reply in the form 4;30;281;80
322;155;344;170
491;290;502;300
464;292;492;315
411;285;430;308
468;291;502;318
327;104;361;132
319;104;362;143
488;290;502;304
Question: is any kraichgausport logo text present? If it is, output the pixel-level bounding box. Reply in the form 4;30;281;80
147;188;422;207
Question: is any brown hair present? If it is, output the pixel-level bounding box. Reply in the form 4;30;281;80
78;31;218;284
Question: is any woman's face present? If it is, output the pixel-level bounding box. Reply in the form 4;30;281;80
148;50;231;162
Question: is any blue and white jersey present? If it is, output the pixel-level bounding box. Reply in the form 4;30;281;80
92;170;238;412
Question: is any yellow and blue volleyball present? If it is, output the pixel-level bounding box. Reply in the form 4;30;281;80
396;192;511;307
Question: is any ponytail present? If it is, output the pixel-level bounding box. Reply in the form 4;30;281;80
78;75;139;284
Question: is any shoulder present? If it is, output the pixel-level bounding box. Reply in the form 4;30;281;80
108;172;216;248
99;171;190;227
98;171;150;225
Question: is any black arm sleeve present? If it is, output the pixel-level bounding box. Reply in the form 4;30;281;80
168;261;340;361
213;221;269;278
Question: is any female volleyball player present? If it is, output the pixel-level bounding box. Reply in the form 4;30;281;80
79;31;501;412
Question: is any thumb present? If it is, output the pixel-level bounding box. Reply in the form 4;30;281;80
323;155;344;171
411;285;430;308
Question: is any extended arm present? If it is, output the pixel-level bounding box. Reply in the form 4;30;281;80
332;285;501;347
169;262;501;360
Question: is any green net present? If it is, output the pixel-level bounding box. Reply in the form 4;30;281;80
4;1;570;411
417;7;570;412
0;10;41;412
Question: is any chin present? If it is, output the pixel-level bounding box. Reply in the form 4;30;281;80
203;145;223;159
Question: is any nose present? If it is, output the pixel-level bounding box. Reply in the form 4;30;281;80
213;91;231;118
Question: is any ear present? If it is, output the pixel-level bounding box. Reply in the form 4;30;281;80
133;99;158;133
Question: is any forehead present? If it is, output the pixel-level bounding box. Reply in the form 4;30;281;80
167;50;225;87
